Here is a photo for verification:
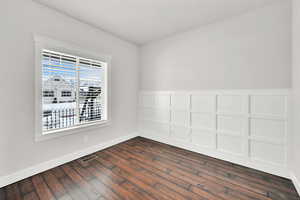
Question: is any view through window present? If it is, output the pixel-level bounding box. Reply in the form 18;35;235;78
42;49;107;133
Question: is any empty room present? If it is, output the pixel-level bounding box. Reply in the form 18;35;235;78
1;0;300;199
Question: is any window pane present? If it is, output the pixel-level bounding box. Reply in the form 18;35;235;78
78;60;103;123
42;51;77;132
41;49;107;134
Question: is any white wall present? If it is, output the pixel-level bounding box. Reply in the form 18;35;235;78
292;0;300;193
140;1;291;90
0;0;138;178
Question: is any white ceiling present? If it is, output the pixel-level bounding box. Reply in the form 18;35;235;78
35;0;283;45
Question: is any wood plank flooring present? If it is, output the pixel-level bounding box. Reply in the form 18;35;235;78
1;137;299;200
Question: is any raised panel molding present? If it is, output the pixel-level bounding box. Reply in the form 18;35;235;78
217;134;244;156
191;129;216;149
171;111;189;127
138;89;290;178
217;115;246;136
139;94;156;108
250;95;287;117
156;94;171;108
191;95;216;113
139;108;170;123
191;113;215;130
170;125;190;142
171;94;190;111
217;95;248;114
250;118;286;141
250;140;285;165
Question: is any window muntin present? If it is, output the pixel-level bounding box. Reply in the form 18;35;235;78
41;49;107;133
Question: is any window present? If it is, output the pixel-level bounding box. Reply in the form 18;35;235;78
43;90;54;97
35;35;111;141
61;91;72;97
40;49;109;134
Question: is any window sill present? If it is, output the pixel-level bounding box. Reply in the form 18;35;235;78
35;120;111;142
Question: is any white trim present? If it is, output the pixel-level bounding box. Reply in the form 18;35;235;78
34;34;112;141
35;120;111;142
140;89;291;95
0;133;138;188
291;172;300;196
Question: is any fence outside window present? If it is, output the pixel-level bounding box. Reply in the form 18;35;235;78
43;105;102;131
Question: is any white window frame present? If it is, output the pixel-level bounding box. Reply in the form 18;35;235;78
34;35;111;142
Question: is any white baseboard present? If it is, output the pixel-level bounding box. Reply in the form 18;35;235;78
291;172;300;196
0;133;138;188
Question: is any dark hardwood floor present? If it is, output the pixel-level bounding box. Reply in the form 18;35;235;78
1;137;299;200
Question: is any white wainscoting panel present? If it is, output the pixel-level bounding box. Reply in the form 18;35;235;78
250;140;285;164
191;113;215;130
217;115;246;136
217;134;244;156
250;95;287;117
250;118;286;141
138;90;290;178
171;111;189;127
171;126;190;142
191;95;216;113
171;94;190;111
191;129;216;149
217;95;248;114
